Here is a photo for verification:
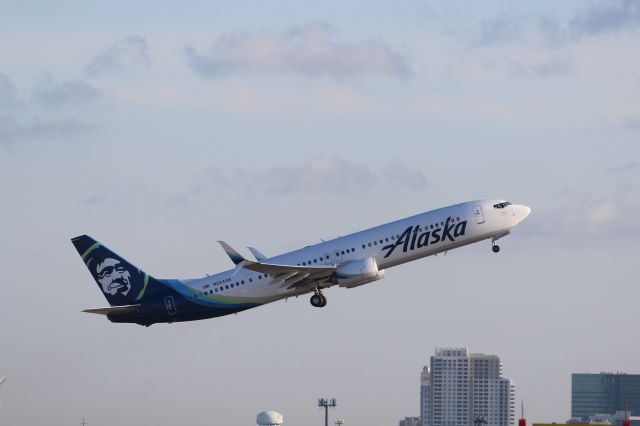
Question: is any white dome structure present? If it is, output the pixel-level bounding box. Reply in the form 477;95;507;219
256;410;283;425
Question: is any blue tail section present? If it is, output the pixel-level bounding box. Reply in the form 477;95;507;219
72;235;259;325
71;235;157;306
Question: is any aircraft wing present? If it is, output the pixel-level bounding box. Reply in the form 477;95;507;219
219;241;336;290
241;259;336;290
239;259;334;275
82;304;141;316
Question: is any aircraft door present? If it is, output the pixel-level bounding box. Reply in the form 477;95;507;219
323;252;332;264
332;249;343;264
473;205;486;224
164;296;178;316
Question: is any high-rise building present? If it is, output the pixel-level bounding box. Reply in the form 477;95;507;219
420;348;515;426
399;417;421;426
421;366;433;426
572;372;640;419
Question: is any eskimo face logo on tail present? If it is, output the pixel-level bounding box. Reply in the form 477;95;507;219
96;258;132;296
382;216;467;258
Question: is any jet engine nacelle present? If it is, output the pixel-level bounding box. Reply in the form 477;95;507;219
336;257;385;288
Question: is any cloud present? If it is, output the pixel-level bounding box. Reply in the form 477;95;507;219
526;198;640;246
0;116;94;147
383;159;427;190
607;161;639;176
0;73;18;111
0;73;95;148
569;0;640;38
508;58;572;79
32;79;101;108
522;163;640;246
85;36;151;76
184;23;411;80
262;156;378;195
471;13;522;47
620;117;640;131
468;1;640;48
197;157;426;198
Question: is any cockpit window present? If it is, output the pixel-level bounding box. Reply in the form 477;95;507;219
493;202;512;209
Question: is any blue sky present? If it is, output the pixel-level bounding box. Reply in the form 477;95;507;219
1;1;639;425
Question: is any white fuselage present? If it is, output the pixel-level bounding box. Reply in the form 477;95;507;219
187;199;531;304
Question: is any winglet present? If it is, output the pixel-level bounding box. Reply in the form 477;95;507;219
248;247;267;261
218;241;247;265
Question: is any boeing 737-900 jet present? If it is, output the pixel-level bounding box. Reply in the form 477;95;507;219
72;199;530;326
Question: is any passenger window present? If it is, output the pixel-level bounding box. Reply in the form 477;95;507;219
362;244;366;249
368;243;372;247
241;280;244;284
374;241;377;246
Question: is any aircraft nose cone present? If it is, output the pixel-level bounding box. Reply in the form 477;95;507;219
517;204;531;222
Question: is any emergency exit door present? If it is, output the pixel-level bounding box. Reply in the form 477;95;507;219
473;205;485;224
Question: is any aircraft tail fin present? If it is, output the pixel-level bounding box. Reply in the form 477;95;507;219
71;235;154;306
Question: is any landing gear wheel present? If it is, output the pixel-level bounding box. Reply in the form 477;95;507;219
310;294;324;307
492;244;500;253
319;294;327;307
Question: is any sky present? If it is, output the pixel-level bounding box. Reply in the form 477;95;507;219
1;0;639;425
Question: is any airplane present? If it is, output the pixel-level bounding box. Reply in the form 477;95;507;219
0;376;5;386
72;199;531;326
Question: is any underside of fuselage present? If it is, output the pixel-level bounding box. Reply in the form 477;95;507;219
108;303;260;326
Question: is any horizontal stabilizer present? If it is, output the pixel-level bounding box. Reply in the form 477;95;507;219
83;304;141;316
218;241;247;265
248;247;267;261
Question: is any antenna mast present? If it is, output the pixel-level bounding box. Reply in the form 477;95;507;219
318;398;337;426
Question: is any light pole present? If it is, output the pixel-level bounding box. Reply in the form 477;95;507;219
318;398;337;426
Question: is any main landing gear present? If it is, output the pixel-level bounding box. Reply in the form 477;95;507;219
310;288;327;308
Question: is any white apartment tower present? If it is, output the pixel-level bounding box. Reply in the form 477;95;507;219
420;348;515;426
